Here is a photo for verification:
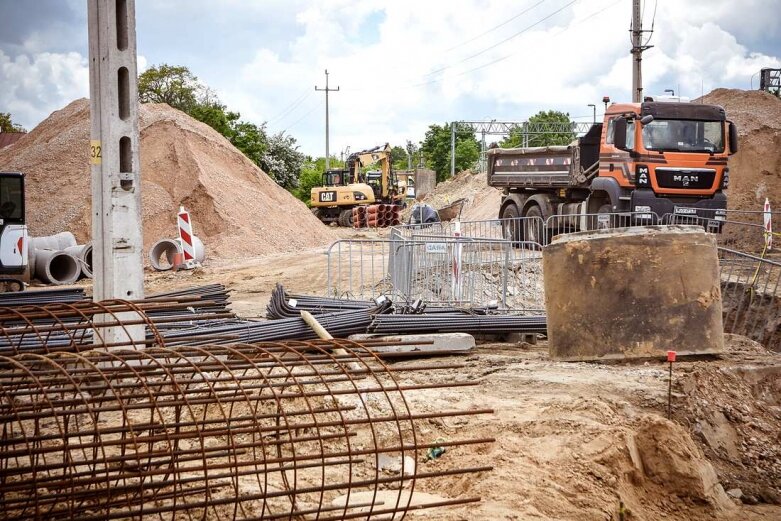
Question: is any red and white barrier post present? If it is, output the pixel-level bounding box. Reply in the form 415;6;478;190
177;205;199;269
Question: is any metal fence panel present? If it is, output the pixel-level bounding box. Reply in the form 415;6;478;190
327;236;544;310
719;247;781;351
663;209;780;254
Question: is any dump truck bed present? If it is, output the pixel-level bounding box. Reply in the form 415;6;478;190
486;146;580;188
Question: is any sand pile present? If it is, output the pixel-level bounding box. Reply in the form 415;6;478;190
406;170;501;223
0;99;335;261
698;89;781;213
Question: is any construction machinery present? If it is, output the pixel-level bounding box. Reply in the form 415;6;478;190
311;143;401;226
487;98;738;243
0;171;27;291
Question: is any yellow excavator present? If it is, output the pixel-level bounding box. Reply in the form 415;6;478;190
310;143;402;226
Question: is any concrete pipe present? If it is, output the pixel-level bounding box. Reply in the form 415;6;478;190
34;250;80;285
64;244;94;279
192;235;206;263
149;239;182;271
30;232;77;252
28;232;78;269
543;225;724;361
149;237;205;270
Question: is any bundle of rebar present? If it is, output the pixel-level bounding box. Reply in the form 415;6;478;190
0;287;86;307
0;341;493;520
266;284;378;319
369;313;548;335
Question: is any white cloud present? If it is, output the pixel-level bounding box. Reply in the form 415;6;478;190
0;50;89;129
217;0;780;156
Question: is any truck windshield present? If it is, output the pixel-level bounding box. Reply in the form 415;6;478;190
642;119;724;153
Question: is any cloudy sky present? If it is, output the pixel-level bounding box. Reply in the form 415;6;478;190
1;0;779;157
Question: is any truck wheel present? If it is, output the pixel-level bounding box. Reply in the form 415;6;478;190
338;209;353;227
523;205;546;247
501;203;522;245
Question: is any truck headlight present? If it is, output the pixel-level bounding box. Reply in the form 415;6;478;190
636;165;650;187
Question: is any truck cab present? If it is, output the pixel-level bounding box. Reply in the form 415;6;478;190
488;99;737;243
597;100;737;221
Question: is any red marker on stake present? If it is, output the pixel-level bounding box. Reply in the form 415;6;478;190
667;350;676;419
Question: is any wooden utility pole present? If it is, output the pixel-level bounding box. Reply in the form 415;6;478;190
315;70;339;170
88;0;145;344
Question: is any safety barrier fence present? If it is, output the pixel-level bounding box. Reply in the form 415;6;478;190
328;237;543;311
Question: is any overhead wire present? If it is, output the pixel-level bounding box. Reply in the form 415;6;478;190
267;89;313;123
444;0;549;52
281;101;320;132
420;0;579;80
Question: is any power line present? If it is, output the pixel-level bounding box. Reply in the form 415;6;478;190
267;90;312;123
444;0;548;52
281;101;319;133
421;0;579;80
410;0;595;88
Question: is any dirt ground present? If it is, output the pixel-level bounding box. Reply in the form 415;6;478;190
132;226;781;521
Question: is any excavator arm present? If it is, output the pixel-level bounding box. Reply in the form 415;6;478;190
347;143;395;199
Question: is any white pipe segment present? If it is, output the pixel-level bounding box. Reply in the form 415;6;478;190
34;250;80;285
28;232;78;272
64;244;94;279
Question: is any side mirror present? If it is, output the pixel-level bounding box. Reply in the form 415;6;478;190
640;114;654;125
728;121;739;155
614;118;628;150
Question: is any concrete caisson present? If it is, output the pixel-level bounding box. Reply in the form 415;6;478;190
543;225;724;361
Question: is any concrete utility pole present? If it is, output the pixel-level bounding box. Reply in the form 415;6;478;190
88;0;144;343
315;70;339;170
630;0;650;103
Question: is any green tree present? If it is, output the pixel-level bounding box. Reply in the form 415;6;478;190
500;110;575;148
420;122;479;182
138;64;200;112
0;112;25;133
390;145;408;171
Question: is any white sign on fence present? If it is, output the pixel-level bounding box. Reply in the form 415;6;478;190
425;242;448;254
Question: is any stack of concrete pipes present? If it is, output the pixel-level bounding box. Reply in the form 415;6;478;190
28;232;92;285
354;204;402;228
148;236;206;271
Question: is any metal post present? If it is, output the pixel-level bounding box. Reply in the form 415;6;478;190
480;130;486;173
88;0;144;345
631;0;644;102
450;123;456;178
588;104;596;125
316;69;339;170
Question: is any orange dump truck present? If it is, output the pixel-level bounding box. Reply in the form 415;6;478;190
487;100;738;242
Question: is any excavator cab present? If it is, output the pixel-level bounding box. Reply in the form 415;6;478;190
0;172;28;291
322;169;350;187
